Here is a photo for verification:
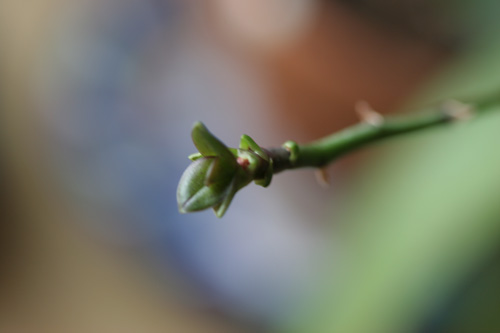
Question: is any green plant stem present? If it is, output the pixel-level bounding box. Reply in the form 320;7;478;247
177;92;500;217
267;93;500;174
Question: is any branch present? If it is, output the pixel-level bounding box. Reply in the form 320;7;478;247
177;93;499;217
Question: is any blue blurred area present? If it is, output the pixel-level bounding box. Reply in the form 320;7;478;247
34;0;327;324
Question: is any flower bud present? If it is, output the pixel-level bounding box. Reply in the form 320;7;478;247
177;156;236;214
177;122;273;217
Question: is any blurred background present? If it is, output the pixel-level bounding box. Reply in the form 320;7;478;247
2;0;500;332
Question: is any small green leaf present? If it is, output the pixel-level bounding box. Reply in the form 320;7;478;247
191;122;237;187
188;152;203;161
212;177;238;218
240;135;273;187
205;156;236;186
177;157;232;213
240;134;269;161
191;122;235;163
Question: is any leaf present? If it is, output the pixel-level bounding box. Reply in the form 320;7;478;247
177;157;232;213
212;177;238;218
191;122;235;162
240;134;269;161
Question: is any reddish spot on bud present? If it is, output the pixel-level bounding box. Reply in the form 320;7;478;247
237;157;250;169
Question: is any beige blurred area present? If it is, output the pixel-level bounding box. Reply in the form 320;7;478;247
0;1;250;332
0;0;454;332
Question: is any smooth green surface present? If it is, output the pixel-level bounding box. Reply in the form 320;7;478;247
294;109;500;332
284;1;500;331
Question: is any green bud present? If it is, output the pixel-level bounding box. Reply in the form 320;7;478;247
177;122;273;218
